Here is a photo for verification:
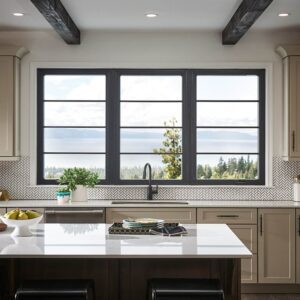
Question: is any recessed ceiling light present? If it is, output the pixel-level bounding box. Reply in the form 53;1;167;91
12;12;24;17
145;13;158;18
278;13;290;17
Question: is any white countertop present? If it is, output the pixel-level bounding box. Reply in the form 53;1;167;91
0;199;300;208
0;224;251;258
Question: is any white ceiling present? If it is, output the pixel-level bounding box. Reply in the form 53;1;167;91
0;0;299;31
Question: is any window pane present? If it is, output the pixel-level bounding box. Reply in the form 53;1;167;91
44;102;105;126
44;75;106;100
120;154;182;180
121;128;182;153
121;75;182;101
197;75;258;100
197;129;258;153
44;128;105;153
121;103;182;126
197;155;258;180
197;102;258;126
44;154;105;179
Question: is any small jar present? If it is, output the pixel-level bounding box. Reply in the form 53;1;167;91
293;175;300;202
56;191;71;205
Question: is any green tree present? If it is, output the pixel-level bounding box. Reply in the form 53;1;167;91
153;118;182;179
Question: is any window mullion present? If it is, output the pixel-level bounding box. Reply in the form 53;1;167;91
106;70;120;184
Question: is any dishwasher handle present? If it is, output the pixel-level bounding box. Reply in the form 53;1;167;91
45;210;104;215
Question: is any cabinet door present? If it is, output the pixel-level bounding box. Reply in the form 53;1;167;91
0;56;14;156
230;225;257;284
258;208;295;283
288;56;300;158
106;208;196;224
296;209;300;283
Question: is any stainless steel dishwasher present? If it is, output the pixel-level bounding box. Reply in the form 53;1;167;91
44;208;105;223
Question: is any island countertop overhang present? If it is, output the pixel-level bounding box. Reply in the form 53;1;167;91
0;224;252;259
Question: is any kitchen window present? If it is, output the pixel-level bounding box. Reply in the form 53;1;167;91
37;69;265;185
37;69;107;184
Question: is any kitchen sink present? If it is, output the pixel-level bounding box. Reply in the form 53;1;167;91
111;200;189;205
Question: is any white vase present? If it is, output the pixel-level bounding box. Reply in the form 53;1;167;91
71;185;88;202
294;183;300;202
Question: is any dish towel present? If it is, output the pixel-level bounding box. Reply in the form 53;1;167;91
149;225;187;236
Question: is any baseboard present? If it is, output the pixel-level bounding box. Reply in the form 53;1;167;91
242;284;300;294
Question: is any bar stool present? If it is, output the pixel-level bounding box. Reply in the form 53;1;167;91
15;280;94;300
148;278;224;300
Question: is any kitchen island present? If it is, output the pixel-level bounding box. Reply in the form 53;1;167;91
0;224;251;299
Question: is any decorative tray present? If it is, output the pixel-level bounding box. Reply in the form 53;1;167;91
108;222;179;235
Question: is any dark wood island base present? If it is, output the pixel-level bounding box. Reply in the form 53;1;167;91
0;258;241;300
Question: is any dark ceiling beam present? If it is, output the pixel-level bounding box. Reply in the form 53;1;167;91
222;0;273;45
31;0;80;45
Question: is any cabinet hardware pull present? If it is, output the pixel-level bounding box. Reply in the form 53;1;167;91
293;131;296;152
260;214;263;236
216;215;239;218
45;210;104;215
298;216;300;236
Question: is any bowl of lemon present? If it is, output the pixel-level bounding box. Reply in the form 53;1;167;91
0;209;43;237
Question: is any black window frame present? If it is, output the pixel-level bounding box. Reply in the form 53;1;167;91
37;68;265;186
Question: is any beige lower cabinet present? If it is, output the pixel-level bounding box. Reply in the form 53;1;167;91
296;209;300;283
197;208;258;283
258;208;295;284
106;208;196;224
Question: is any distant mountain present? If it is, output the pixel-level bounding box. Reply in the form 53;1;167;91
45;128;256;140
45;128;104;139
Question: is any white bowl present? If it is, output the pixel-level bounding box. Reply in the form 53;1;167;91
0;215;43;237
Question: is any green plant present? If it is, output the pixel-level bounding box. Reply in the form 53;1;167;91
58;168;99;191
57;187;70;193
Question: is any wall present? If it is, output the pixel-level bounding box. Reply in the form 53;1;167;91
0;29;300;200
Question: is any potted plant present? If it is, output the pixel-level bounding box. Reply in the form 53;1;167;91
57;168;99;202
56;187;71;204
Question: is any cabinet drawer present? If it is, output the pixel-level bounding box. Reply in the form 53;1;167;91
197;208;257;224
229;225;257;253
241;254;257;284
106;208;196;224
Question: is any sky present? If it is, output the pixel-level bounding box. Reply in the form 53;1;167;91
43;74;260;170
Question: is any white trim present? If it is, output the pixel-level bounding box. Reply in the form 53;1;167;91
29;61;274;187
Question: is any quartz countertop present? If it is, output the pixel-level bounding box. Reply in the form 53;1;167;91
0;199;300;208
0;224;251;258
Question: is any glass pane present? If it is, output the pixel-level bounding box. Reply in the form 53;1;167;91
197;102;258;126
121;103;182;126
120;154;182;180
197;129;258;153
197;155;258;180
44;128;105;153
44;75;106;100
121;75;182;101
44;154;105;179
197;75;258;100
121;128;182;153
44;102;105;126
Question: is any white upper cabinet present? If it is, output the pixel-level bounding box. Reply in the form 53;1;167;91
277;45;300;160
0;46;28;160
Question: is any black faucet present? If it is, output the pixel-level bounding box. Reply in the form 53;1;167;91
143;163;158;200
